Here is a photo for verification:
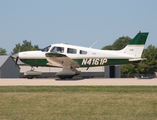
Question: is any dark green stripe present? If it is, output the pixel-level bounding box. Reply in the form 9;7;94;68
20;59;48;66
73;58;139;67
20;58;141;67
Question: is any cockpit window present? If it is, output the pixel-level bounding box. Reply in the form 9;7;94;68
41;45;51;52
50;46;64;53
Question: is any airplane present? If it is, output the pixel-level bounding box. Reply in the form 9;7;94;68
12;31;149;79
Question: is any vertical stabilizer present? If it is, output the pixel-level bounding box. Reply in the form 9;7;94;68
120;32;149;58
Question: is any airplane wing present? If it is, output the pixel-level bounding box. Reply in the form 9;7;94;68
45;52;80;68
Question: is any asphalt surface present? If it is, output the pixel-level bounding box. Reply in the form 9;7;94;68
0;78;157;86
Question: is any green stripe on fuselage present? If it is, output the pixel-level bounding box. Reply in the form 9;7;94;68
20;58;139;67
74;58;137;67
20;59;49;67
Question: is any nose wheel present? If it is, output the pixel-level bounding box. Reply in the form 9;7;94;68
24;67;42;79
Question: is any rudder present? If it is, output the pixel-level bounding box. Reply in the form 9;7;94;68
120;32;149;58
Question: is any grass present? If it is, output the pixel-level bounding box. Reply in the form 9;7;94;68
0;86;157;120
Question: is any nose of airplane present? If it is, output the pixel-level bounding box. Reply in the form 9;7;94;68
12;53;19;58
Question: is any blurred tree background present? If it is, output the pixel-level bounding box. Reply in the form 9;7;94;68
11;40;40;55
139;45;157;74
102;36;132;50
0;48;7;55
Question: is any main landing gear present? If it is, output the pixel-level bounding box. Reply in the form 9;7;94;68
56;67;81;79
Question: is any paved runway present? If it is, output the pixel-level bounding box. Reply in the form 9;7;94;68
0;78;157;86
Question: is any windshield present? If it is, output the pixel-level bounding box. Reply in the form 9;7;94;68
41;45;51;52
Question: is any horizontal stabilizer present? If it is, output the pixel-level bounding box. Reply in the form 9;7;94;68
129;58;147;61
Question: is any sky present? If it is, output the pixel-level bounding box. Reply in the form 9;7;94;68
0;0;157;54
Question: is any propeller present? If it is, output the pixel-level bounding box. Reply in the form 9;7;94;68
12;47;20;65
15;56;19;64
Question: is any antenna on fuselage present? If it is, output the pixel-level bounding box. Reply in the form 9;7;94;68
90;40;98;48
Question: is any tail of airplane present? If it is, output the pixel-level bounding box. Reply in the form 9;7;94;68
120;32;149;58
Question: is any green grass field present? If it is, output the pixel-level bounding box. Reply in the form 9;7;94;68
0;86;157;120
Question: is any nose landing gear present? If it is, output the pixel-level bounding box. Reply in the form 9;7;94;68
24;67;42;79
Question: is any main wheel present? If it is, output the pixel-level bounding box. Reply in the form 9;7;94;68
59;77;66;79
27;76;34;79
67;76;73;79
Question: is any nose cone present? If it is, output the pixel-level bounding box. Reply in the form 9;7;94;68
12;53;19;58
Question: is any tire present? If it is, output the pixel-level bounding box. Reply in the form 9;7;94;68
60;77;66;79
28;76;33;79
67;76;73;79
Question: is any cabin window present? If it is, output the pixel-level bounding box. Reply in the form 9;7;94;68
80;50;87;54
67;48;77;54
41;45;51;52
50;46;64;53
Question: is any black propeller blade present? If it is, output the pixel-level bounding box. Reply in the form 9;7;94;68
15;56;19;64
